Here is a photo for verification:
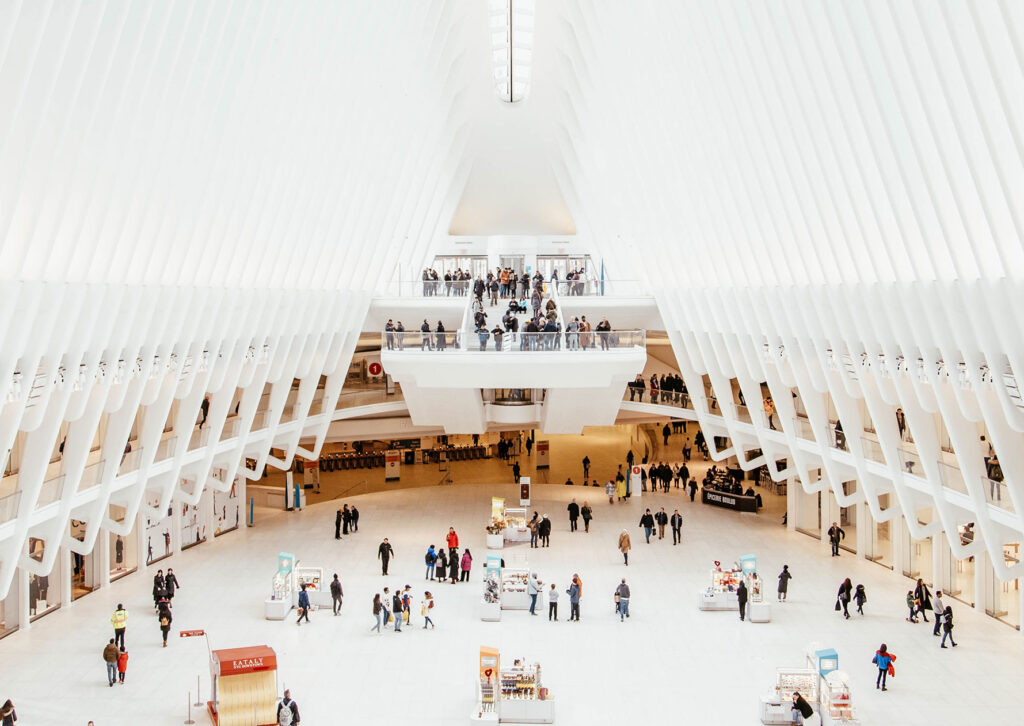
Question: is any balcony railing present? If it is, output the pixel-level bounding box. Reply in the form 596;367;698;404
552;279;646;297
621;385;692;408
983;477;1013;511
37;475;65;507
380;279;473;297
0;491;20;523
382;329;646;352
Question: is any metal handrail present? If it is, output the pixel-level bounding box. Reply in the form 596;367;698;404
381;329;646;352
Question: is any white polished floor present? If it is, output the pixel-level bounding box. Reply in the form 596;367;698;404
3;480;1023;725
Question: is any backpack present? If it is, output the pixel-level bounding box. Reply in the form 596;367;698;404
278;701;293;726
160;616;169;627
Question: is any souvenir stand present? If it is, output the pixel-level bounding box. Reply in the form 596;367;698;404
740;554;771;622
207;645;278;726
293;562;331;609
472;646;555;724
698;560;741;610
487;498;505;549
758;668;818;724
480;553;502;622
264;552;293;620
805;647;858;725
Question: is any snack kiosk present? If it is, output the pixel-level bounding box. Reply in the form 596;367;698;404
473;646;554;724
264;552;293;620
208;645;278;726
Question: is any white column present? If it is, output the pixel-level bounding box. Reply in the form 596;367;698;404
785;477;797;533
933;535;948;594
60;548;72;608
855;501;870;558
974;550;990;614
96;528;111;589
17;567;29;631
171;500;183;556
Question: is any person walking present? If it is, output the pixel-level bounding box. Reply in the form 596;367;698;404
371;593;383;633
157;597;172;647
618;529;631;565
116;646;129;684
827;521;845;557
402;586;413;625
422;591;435;629
605;480;615;504
381;587;392;626
655;508;668;540
0;701;15;726
538;514;552;547
777;566;792;602
905;590;918;623
164;568;181;607
152;569;166;609
581;502;593;533
425;545;437;580
582;455;590;478
460;549;473;582
296;584;311;626
913;578;933;622
567;577;581;621
392;591;403;632
737;580;748;621
103;638;119;686
548;584;559;621
378;538;394;576
614;579;630;621
836;578;853;619
567;499;580;532
513;461;521;483
688;477;697;501
335;508;342;539
932;590;946;636
111;603;127;648
940;606;957;648
854;584;867;615
448;550;459;584
277;690;301;725
669;509;682;544
872;644;895;691
330;574;343;616
639;509;654;543
528;573;542;615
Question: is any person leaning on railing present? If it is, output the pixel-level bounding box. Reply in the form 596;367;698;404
596;318;612;350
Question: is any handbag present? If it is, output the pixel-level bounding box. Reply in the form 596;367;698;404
834;600;841;611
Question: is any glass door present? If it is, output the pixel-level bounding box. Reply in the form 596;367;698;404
536;255;567;280
69;520;94;600
838;481;856;554
992;543;1020;629
109;504;138;582
499;255;525;277
867;494;894;568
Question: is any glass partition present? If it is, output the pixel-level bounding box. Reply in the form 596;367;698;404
69;520;94;600
76;460;106;492
0;491;20;523
867;493;894;569
108;504;138;581
0;577;18;639
552;279;645;296
937;461;968;495
27;537;60;621
37;475;65;507
381;329;646;352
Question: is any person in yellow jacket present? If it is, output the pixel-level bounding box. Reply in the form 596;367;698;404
618;530;631;566
110;604;127;648
615;477;627;502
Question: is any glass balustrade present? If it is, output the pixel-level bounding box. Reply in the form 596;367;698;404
77;461;106;492
898;446;923;478
380;279;473;297
37;475;65;507
552;279;646;297
937;461;968;495
154;436;178;462
117;447;143;477
0;491;20;523
382;329;646;352
983;476;1013;512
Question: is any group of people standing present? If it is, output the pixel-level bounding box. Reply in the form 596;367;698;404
334;504;360;538
423;528;473;584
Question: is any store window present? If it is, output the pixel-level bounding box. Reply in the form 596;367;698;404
69;520;95;600
0;578;18;639
866;494;893;569
213;476;241;537
108;505;138;582
992;543;1019;629
27;538;60;621
905;509;934;584
145;499;174;566
838;482;856;554
948;524;975;606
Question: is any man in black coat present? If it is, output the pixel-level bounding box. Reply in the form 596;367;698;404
378;538;395;576
538;515;552;547
737;580;748;621
335;509;342;539
567;499;580;532
654;508;669;540
827;522;845;557
670;509;683;545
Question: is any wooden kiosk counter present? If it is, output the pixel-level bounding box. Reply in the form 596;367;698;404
208;645;279;726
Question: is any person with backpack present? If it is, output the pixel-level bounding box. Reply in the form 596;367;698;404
116;646;129;684
436;548;448;584
277;690;300;725
871;644;895;691
940;606;957;648
422;591;436;629
157;597;172;647
425;545;437;580
330;574;343;616
854;584;867;615
296;584;311;626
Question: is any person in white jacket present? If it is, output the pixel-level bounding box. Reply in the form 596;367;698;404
527;573;543;616
548;584;559;621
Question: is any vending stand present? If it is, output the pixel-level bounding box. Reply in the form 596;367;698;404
264;552;294;620
207;645;278;726
473;646;554;724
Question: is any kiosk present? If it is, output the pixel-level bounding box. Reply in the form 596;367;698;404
473;646;555;724
264;552;293;620
208;645;278;726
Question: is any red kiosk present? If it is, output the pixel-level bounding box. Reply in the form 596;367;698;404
208;645;278;726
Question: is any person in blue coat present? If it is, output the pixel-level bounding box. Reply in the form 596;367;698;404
296;584;311;626
871;644;896;691
566;576;581;621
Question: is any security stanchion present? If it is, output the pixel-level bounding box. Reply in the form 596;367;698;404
194;675;203;706
184;692;195;724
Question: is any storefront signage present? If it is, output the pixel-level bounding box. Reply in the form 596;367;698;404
212;646;278;676
385;450;401;480
702;489;757;513
179;629;205;638
536;441;550;469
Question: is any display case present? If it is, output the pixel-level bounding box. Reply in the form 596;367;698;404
481;573;502;621
503;507;530;543
821;671;858;725
498;659;554;724
699;566;741;610
294;565;331;608
746;571;772;622
265;552;294;620
501;568;530;610
759;668;818;724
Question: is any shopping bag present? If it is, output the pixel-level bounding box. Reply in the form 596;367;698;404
834;600;841;611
